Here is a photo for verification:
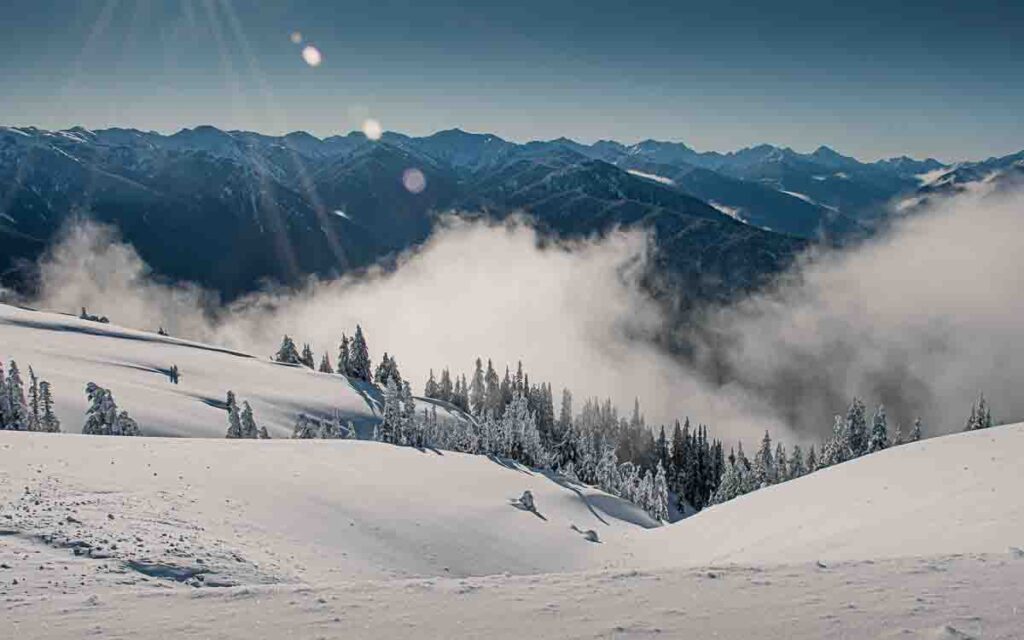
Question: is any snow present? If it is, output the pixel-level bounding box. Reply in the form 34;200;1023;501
709;200;747;222
0;303;461;438
2;301;1022;638
626;169;675;185
780;189;838;211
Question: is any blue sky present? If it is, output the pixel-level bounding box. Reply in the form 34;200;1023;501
1;0;1021;161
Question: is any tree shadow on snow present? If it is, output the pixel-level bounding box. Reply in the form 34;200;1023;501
508;498;548;521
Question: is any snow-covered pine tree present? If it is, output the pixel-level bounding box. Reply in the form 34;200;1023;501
868;404;889;452
484;359;501;414
401;380;417;446
909;417;923;441
788;444;805;479
0;363;8;428
37;381;60;432
753;430;774;487
300;343;315;369
439;369;453;403
469;358;485;416
114;410;142;437
318;353;334;373
424;369;439;399
240;401;259;439
83;383;116;435
258;425;270;439
4;361;29;430
975;393;993;429
892;422;905;446
225;391;243;438
292;414;318;439
349;325;372;382
774;442;788;482
805;445;818;472
275;335;302;365
458;374;470;412
27;367;41;431
652;461;669;521
338;334;351;376
821;414;848;467
845;398;868;457
376;376;401;444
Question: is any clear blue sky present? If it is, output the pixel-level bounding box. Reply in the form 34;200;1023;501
2;0;1021;161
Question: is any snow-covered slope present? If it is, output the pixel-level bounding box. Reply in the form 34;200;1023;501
0;303;462;438
627;422;1024;567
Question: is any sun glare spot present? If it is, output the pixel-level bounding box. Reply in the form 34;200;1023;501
290;31;303;44
402;168;427;194
362;119;383;141
301;45;322;67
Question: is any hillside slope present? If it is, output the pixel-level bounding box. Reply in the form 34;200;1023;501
0;302;463;438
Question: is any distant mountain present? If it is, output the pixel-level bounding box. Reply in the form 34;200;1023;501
1;124;985;310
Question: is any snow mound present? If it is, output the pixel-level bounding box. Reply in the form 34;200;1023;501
628;423;1024;567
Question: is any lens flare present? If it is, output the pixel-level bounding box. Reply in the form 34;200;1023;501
402;168;427;194
290;31;303;44
301;45;322;67
362;118;383;141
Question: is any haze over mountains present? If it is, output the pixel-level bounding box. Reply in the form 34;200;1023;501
3;123;1019;308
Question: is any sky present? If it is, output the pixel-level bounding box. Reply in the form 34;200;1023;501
1;0;1021;162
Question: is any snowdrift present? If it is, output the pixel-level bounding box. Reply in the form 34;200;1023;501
629;422;1024;567
0;303;461;438
0;431;655;582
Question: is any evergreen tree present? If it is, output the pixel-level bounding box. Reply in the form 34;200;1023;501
439;368;454;403
484;359;501;414
300;343;315;369
424;369;439;399
27;367;41;431
225;391;243;438
845;398;868;457
892;422;905;446
240;401;259;439
349;325;372;382
83;383;140;436
788;444;805;479
318;353;334;374
375;353;402;386
0;363;8;428
38;381;60;433
652;461;670;521
909;418;923;442
4;361;29;430
868;404;889;452
401;381;417;446
821;415;848;467
775;442;788;482
338;334;351;376
753;430;774;487
469;358;486;416
805;445;818;472
965;393;993;431
275;335;302;364
376;377;401;444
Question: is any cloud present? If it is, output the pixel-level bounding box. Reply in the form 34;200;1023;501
31;216;791;442
29;183;1024;445
686;183;1024;438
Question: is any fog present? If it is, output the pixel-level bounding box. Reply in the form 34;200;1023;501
29;184;1024;445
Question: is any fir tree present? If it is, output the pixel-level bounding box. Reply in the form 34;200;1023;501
318;353;334;374
652;461;670;521
753;430;774;487
439;369;453;403
38;381;60;433
909;418;923;442
424;369;439;399
805;445;818;472
376;377;401;444
775;442;788;482
868;404;889;452
892;422;905;446
225;391;243;438
845;398;868;457
300;343;315;369
338;334;351;376
821;414;848;467
274;335;302;364
240;401;259;439
4;361;29;430
469;358;486;416
349;325;372;382
788;444;805;479
484;359;501;414
27;367;41;431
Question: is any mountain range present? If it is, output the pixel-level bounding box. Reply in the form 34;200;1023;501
1;124;1020;307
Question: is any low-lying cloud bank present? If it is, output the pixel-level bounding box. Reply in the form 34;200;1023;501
27;184;1024;444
